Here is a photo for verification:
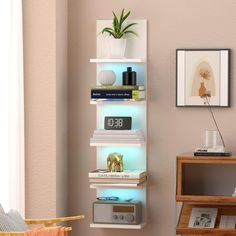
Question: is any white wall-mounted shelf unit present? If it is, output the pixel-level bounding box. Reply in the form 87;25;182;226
89;19;147;230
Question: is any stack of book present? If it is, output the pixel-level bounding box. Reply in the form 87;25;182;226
90;129;145;145
89;169;147;185
91;85;145;101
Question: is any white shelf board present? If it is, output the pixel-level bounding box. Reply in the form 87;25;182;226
90;100;146;105
90;222;146;229
90;181;147;189
90;58;144;63
90;142;145;147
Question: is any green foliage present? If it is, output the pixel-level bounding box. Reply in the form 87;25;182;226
101;9;138;39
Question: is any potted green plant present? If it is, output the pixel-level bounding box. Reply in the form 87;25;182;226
101;9;138;58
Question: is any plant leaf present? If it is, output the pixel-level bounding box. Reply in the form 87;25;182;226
112;11;120;36
120;10;131;27
120;30;138;37
100;9;137;39
119;9;125;29
101;27;114;34
101;28;116;38
120;23;137;35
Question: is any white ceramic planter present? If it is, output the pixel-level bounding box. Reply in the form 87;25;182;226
98;70;116;85
109;38;127;58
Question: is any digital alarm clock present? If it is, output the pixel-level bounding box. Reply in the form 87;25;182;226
93;200;142;225
104;116;132;130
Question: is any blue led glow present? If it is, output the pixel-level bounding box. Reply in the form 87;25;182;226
98;63;145;86
97;188;145;202
97;146;146;170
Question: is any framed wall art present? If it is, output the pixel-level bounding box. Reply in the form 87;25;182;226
176;49;230;107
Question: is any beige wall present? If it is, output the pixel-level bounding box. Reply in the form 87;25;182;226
68;0;236;235
23;0;236;234
23;0;68;218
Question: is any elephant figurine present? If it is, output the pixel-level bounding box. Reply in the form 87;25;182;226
107;152;124;172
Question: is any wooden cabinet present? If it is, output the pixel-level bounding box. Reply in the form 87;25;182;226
176;154;236;235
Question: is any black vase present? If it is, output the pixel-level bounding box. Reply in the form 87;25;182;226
122;67;137;85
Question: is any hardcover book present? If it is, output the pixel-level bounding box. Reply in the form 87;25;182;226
94;129;142;135
88;169;147;179
92;85;145;90
91;89;145;99
91;129;145;143
89;176;147;184
194;151;232;157
91;98;145;102
188;208;218;228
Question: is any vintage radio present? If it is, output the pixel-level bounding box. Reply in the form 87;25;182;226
93;200;142;225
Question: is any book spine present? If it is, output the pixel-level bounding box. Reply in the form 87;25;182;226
93;134;143;139
89;173;140;178
91;90;145;99
93;86;141;90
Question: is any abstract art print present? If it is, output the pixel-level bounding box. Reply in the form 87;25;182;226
176;49;230;107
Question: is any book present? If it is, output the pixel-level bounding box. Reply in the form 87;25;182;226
90;183;143;188
89;176;147;184
91;139;145;142
92;85;145;90
89;169;147;179
90;139;145;143
194;151;232;157
188;208;218;228
91;98;145;102
94;129;142;135
92;134;143;139
91;89;145;99
219;215;236;229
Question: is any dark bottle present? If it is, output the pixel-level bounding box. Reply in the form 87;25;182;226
122;67;137;85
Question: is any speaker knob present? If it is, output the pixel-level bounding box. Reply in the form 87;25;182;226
113;214;118;220
119;215;124;220
125;214;134;222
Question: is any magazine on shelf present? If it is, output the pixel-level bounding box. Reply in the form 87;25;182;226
219;215;236;229
88;169;147;179
188;208;218;228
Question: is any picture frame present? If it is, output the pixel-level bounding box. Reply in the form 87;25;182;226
176;49;230;107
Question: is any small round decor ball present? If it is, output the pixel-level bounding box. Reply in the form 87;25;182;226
98;70;116;86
